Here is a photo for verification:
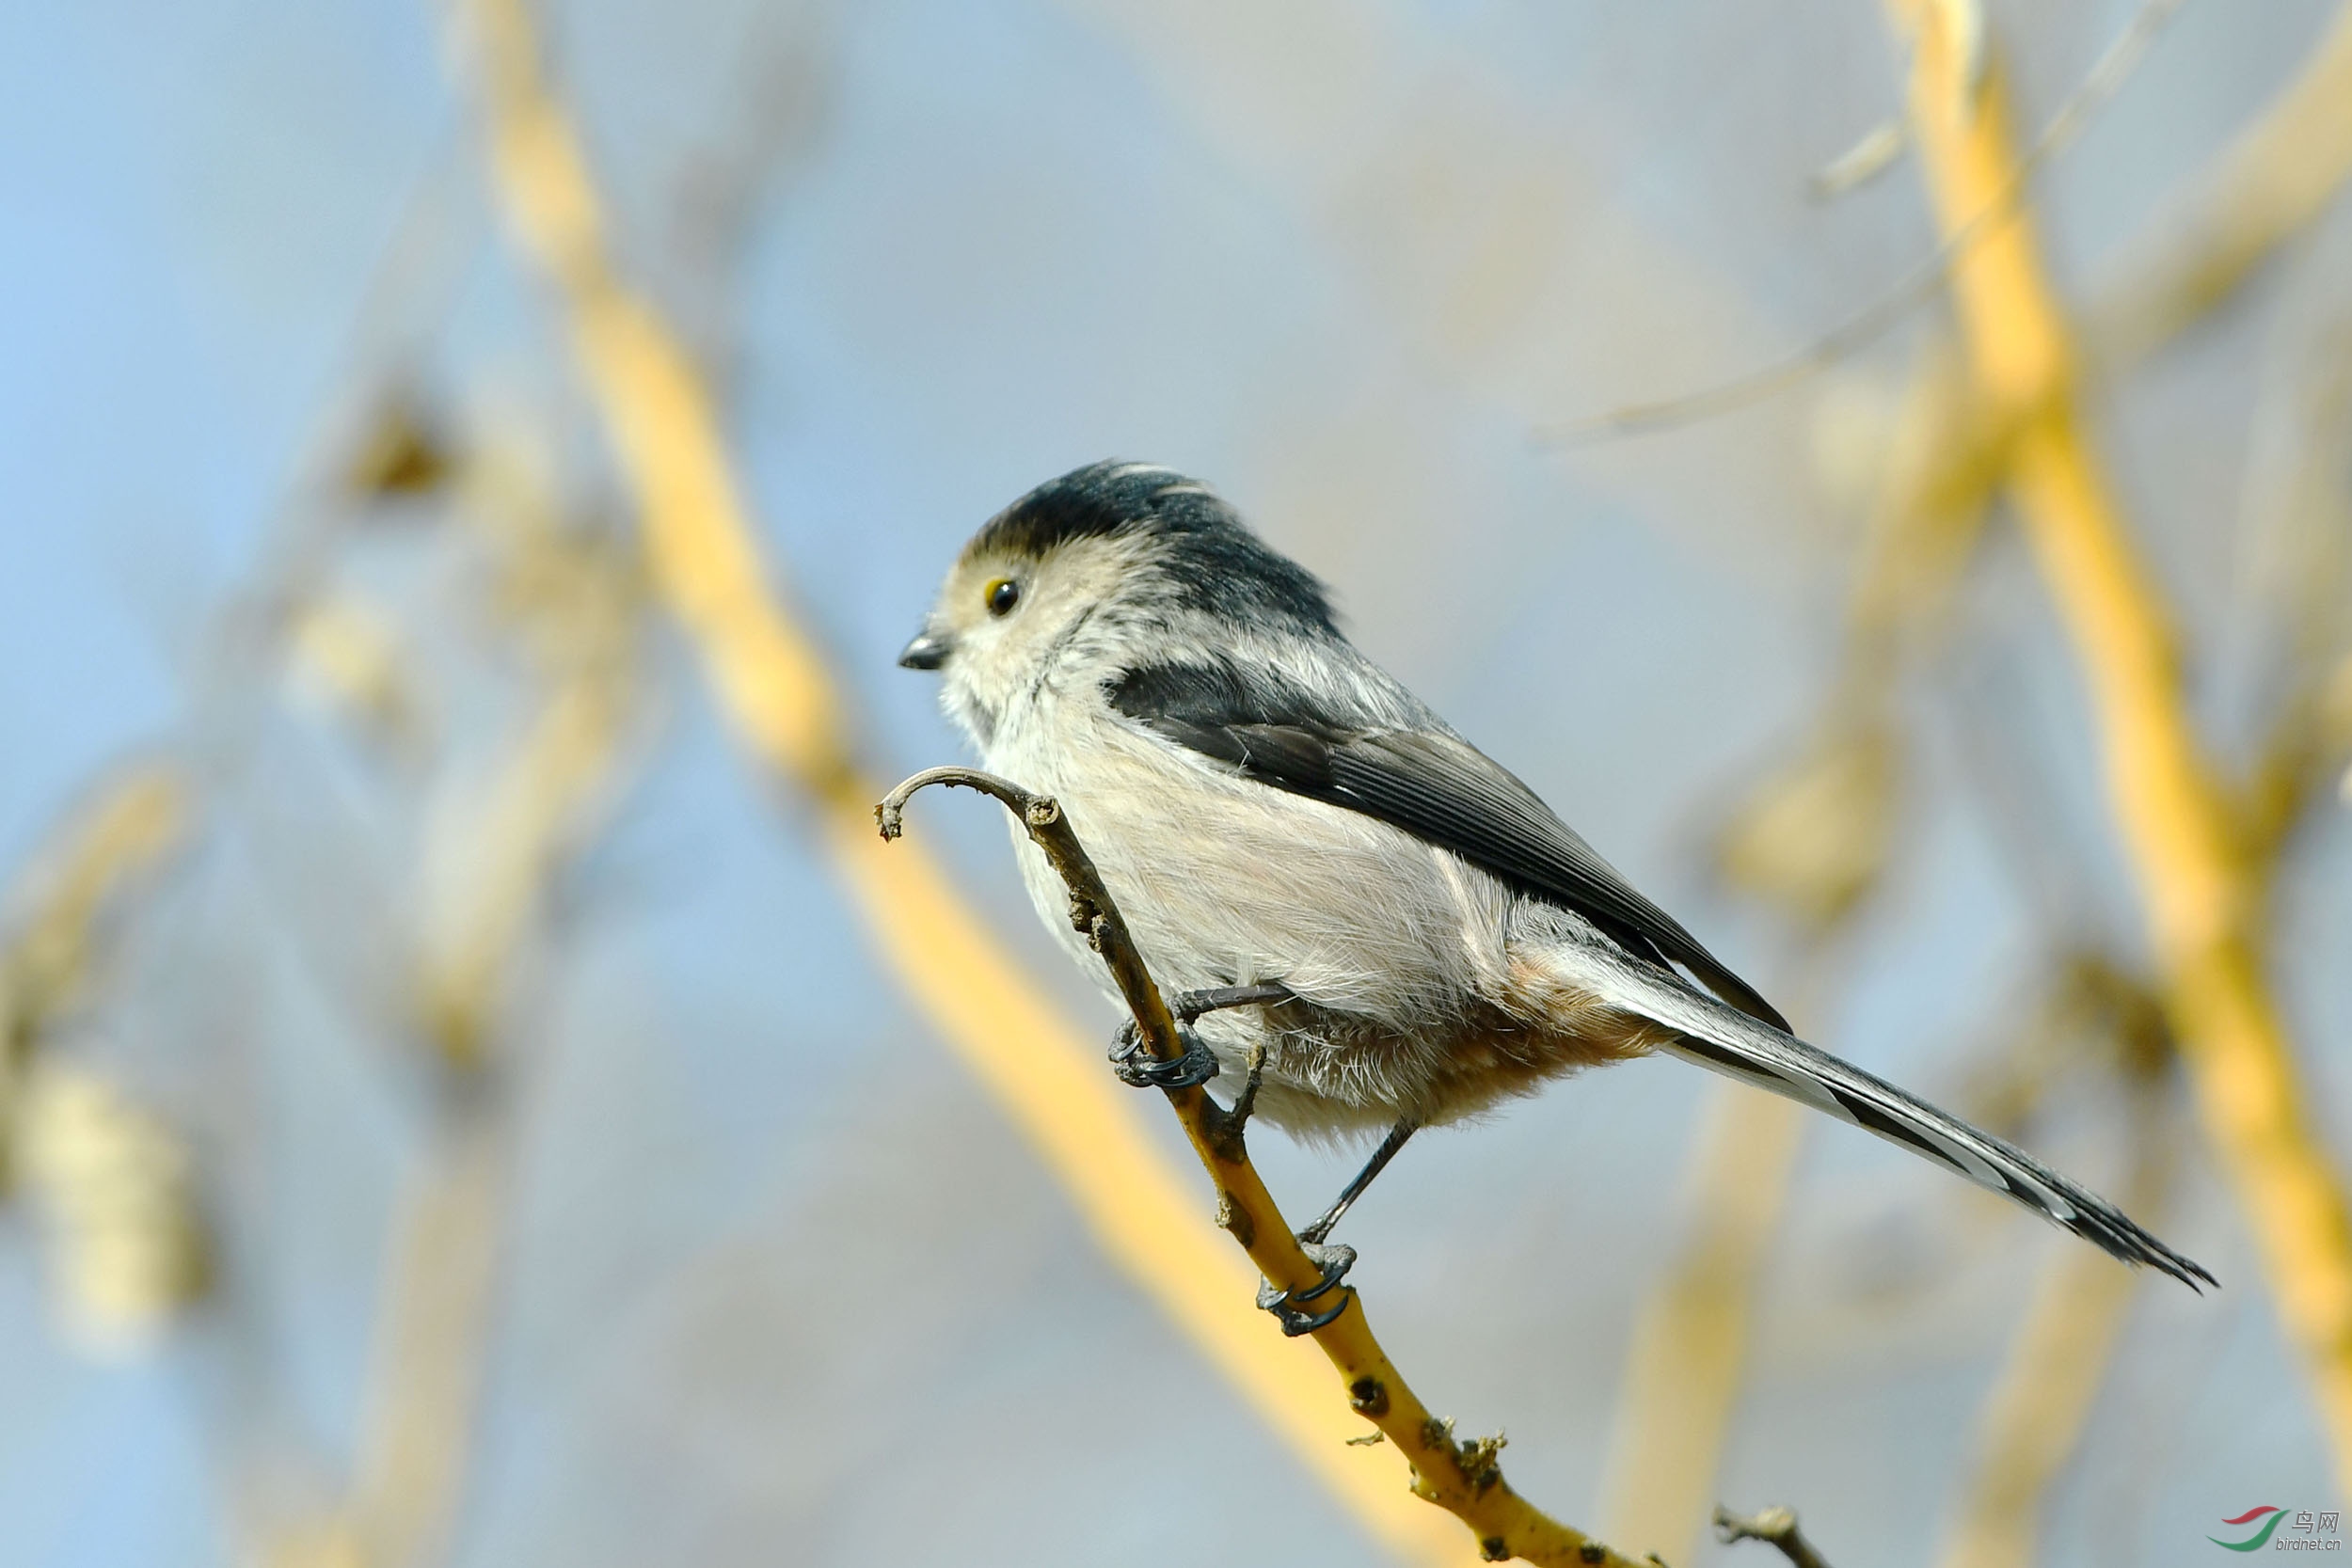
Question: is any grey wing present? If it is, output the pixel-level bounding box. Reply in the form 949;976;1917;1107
1105;656;1789;1031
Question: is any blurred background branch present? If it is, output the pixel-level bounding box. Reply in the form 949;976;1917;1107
0;769;203;1354
2089;0;2352;366
1895;0;2352;1501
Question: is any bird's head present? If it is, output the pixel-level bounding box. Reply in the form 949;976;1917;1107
900;460;1336;746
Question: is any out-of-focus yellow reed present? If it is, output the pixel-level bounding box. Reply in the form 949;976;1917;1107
1597;1081;1806;1560
2094;1;2352;364
1607;1;2352;1536
344;1112;510;1568
1600;348;1957;1560
289;594;430;754
15;1065;208;1355
416;454;643;1067
1893;0;2352;1502
0;768;186;1093
0;768;204;1353
340;463;648;1568
1933;984;2176;1568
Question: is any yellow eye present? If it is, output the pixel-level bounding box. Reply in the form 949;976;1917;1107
984;578;1021;617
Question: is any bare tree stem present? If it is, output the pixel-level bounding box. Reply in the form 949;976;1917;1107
1715;1503;1836;1568
880;767;1651;1568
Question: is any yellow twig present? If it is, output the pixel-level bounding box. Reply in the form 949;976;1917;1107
1938;711;2335;1560
2091;0;2352;364
1539;0;2182;444
373;420;640;1047
0;768;202;1351
1;768;190;1176
879;768;1648;1568
344;466;645;1564
276;431;645;1568
346;1112;509;1568
1598;343;1961;1558
1892;0;2352;1499
1715;1502;1837;1568
450;0;1604;1559
287;594;430;753
1598;1086;1806;1562
16;1063;210;1354
0;768;188;1063
1933;1092;2170;1568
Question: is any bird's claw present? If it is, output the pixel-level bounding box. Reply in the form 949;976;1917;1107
1109;1019;1221;1090
1110;982;1291;1093
1257;1241;1356;1336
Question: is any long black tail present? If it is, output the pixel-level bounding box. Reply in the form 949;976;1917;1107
1577;944;2215;1290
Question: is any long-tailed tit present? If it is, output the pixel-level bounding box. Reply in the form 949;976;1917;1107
899;461;2211;1316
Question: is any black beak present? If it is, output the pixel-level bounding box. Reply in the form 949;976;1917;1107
898;630;950;671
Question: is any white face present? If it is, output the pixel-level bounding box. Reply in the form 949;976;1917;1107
904;531;1151;747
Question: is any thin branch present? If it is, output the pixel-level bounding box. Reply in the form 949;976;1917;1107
344;1108;511;1568
1;768;190;1077
1716;1504;1836;1568
1893;0;2352;1499
1545;0;2352;451
1596;1086;1806;1562
1596;352;1963;1560
0;768;203;1347
2089;0;2352;366
1933;1089;2173;1568
1934;515;2347;1564
879;768;1650;1568
876;768;1184;1054
1534;0;2187;445
339;483;646;1568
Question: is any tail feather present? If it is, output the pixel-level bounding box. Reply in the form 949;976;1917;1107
1574;945;2216;1291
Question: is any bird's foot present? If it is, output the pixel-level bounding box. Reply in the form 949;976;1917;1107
1257;1240;1356;1336
1108;983;1291;1093
1108;1019;1220;1089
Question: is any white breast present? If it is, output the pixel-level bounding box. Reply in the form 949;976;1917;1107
981;686;1515;1036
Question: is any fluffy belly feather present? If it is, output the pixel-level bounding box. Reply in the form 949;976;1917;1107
984;705;1654;1139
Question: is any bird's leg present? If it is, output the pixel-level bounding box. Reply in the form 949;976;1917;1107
1169;982;1295;1022
1184;985;1289;1132
1298;1118;1418;1244
1107;982;1293;1092
1257;1117;1418;1337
